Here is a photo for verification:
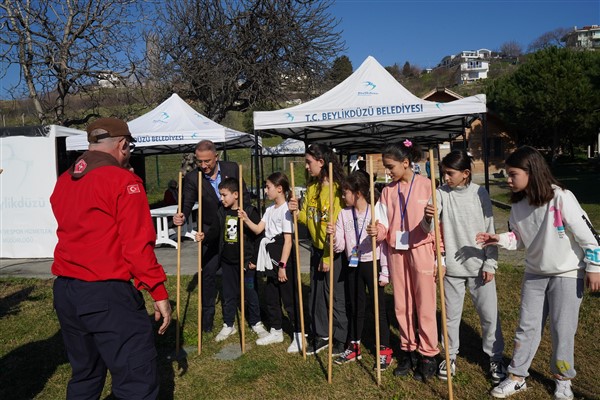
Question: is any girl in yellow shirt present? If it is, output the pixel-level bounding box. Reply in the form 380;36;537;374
289;143;347;356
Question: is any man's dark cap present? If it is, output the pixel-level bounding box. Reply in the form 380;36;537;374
87;117;136;143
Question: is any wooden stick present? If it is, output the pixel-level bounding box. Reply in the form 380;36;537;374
429;149;454;400
327;162;335;384
239;165;246;354
176;171;183;356
290;162;307;360
369;156;381;385
197;171;203;354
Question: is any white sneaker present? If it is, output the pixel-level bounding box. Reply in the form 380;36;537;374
215;324;237;342
251;322;270;339
287;332;305;353
256;328;284;345
437;359;456;380
491;377;527;398
554;379;574;400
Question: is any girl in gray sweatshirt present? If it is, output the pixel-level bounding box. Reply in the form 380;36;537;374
424;150;505;384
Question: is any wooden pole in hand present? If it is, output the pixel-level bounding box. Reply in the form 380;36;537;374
197;171;203;354
327;162;335;384
369;156;381;385
239;165;246;354
429;149;454;400
176;171;183;356
290;162;307;360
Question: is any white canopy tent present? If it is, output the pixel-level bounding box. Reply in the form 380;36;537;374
253;56;487;153
1;125;87;258
67;93;260;154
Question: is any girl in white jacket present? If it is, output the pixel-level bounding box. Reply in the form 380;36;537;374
477;146;600;400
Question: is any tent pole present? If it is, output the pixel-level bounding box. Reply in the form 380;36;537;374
482;113;490;192
250;150;254;201
155;155;160;189
254;131;262;214
260;148;265;212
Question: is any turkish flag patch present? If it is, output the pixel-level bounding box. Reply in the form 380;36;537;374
74;159;87;173
127;184;141;194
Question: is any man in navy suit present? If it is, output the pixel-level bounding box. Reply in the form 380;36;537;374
174;140;248;332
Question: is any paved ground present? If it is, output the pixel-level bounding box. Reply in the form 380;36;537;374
0;203;524;279
0;237;315;279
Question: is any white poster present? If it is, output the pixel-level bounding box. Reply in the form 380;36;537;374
1;135;58;258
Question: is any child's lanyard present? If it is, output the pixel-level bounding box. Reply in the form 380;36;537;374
398;173;416;231
352;207;369;247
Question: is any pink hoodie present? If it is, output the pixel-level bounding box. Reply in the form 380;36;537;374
375;175;434;248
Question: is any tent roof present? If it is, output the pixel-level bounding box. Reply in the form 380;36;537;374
66;93;259;155
0;125;86;138
253;56;486;152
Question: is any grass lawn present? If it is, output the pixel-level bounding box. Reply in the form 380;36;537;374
1;268;600;400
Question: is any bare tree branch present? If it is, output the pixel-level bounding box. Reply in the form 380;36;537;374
0;0;152;125
150;0;345;122
528;27;571;52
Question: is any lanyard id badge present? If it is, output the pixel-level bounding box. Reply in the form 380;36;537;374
348;246;360;267
350;207;368;267
395;174;415;250
395;231;409;250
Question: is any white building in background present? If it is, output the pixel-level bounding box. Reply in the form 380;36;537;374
438;49;492;85
562;25;600;50
97;73;122;88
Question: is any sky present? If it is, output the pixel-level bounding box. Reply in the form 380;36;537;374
330;0;599;69
1;0;599;99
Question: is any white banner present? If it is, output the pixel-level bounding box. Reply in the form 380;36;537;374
1;135;58;258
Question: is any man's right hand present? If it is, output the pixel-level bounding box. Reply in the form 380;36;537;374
173;212;185;226
154;299;172;335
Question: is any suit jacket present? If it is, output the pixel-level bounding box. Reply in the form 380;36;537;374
180;160;248;230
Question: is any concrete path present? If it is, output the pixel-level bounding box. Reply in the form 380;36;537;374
0;238;315;279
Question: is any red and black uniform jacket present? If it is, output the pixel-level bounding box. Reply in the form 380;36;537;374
50;151;168;301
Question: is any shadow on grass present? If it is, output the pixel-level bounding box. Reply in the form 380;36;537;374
0;330;67;400
0;307;183;400
0;285;35;319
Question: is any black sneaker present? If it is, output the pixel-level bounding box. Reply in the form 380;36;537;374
331;341;346;357
489;360;507;384
306;337;329;355
414;356;438;382
394;350;417;377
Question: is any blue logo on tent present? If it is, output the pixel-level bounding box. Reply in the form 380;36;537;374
285;112;295;122
435;103;443;110
358;81;378;96
153;112;170;124
192;132;199;138
364;81;376;90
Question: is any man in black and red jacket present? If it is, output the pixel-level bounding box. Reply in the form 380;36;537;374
51;117;171;399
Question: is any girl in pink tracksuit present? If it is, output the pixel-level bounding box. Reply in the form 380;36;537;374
368;140;439;382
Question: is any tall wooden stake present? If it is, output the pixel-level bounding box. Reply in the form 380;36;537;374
176;171;183;356
429;149;454;400
290;162;307;359
327;162;335;384
369;156;381;385
239;165;246;354
197;171;203;354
